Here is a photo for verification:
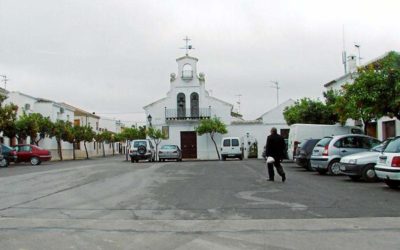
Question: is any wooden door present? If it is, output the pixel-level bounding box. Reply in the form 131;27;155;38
366;122;377;138
181;131;197;159
383;121;396;140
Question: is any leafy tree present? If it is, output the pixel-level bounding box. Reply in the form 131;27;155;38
15;113;53;145
0;94;18;142
148;127;167;161
50;120;71;160
74;125;95;159
335;51;400;132
195;117;227;160
283;97;339;126
95;131;107;157
96;130;114;157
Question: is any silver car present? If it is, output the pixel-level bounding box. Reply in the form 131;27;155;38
340;140;391;182
158;145;182;162
310;134;381;175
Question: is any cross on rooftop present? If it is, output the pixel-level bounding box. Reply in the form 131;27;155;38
180;36;195;56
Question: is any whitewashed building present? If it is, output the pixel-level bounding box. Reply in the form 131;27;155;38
144;53;294;159
324;51;400;140
3;92;75;158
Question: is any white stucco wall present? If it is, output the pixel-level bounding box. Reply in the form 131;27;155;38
377;117;400;140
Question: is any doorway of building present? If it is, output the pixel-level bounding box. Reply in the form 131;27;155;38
383;120;396;140
181;131;197;159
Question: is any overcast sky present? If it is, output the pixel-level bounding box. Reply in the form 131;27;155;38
1;0;399;124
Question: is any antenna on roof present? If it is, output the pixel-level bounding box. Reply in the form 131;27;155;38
342;25;347;74
270;81;280;106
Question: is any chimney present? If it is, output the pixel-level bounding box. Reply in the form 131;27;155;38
348;55;357;73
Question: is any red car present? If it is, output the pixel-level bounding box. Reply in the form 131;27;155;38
14;144;52;165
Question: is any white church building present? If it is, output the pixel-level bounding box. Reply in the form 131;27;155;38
143;52;294;160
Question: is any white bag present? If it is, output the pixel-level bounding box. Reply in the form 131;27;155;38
266;156;275;164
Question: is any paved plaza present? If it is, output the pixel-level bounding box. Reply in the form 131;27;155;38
0;157;399;249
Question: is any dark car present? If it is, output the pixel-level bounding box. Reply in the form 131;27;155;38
158;145;182;162
294;139;320;170
14;144;52;165
0;144;18;167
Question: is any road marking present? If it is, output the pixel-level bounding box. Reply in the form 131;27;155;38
235;190;308;211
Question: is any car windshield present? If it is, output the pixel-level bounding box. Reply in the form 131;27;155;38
161;145;177;150
384;138;400;153
133;141;147;147
2;144;13;152
316;137;332;147
371;144;384;152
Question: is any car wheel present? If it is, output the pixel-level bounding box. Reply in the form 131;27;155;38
384;180;400;189
362;164;378;182
30;157;40;166
0;158;8;168
328;160;341;175
131;157;134;163
239;156;243;160
135;160;139;163
159;158;162;162
316;168;327;175
349;176;361;181
222;156;226;161
306;160;313;171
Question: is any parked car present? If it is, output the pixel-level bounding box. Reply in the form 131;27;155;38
294;138;321;170
14;144;51;165
375;136;400;189
128;139;155;163
221;137;243;160
158;145;182;162
310;134;381;175
0;144;18;167
340;139;392;182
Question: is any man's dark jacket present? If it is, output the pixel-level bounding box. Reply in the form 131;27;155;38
265;133;286;159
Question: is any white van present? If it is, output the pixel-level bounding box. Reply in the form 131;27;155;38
221;137;243;160
287;124;363;160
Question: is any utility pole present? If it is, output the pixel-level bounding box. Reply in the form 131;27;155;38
0;75;9;90
270;81;280;106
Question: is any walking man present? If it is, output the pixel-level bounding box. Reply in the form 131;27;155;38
265;127;286;182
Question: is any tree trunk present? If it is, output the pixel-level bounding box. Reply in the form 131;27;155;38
72;142;76;160
84;142;89;159
102;142;105;157
155;144;158;161
112;142;115;156
210;134;220;160
57;139;63;161
125;140;129;161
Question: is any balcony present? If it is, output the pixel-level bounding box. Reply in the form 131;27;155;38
165;107;211;121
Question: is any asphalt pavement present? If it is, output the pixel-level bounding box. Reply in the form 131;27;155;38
0;157;399;249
